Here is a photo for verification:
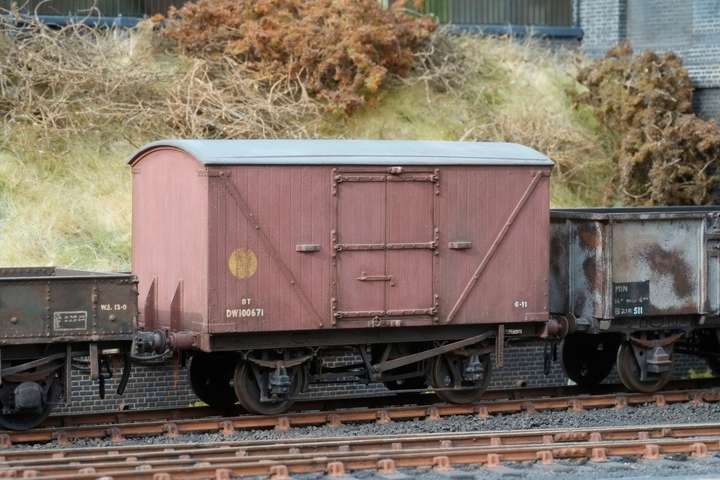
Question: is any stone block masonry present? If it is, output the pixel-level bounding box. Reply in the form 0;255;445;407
577;0;627;57
55;362;197;415
579;0;720;122
694;87;720;120
54;345;712;415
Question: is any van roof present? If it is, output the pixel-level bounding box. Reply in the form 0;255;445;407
129;139;553;166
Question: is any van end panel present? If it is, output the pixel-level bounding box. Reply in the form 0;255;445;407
132;148;208;333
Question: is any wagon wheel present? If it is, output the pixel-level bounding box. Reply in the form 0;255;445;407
233;361;305;415
0;400;53;431
430;353;492;404
188;353;238;410
696;330;720;376
616;342;672;393
561;333;619;388
0;380;57;431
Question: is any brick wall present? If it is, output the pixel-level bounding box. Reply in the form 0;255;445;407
694;87;720;120
625;0;720;89
56;346;568;414
577;0;627;57
55;363;197;415
579;0;720;122
54;343;712;415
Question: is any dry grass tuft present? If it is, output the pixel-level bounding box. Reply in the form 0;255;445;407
164;57;319;139
0;15;169;140
0;12;319;143
460;38;614;206
0;131;133;270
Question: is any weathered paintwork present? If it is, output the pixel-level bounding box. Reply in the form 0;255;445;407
550;207;720;324
0;267;137;345
130;140;552;347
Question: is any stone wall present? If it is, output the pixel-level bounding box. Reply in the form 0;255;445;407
579;0;720;122
54;343;712;415
577;0;626;57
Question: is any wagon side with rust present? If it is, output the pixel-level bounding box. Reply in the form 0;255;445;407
130;140;557;413
0;267;137;429
550;207;720;392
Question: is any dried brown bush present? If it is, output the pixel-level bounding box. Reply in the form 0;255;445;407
0;13;318;144
576;43;720;205
165;56;318;139
162;0;437;112
0;14;167;138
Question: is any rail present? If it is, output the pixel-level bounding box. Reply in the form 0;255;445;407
3;382;719;447
2;422;720;478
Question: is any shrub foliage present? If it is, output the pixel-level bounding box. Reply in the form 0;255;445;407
0;16;318;143
163;0;437;111
576;44;720;205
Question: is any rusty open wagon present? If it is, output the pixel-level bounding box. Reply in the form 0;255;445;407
550;207;720;392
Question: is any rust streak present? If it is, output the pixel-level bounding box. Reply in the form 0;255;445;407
582;256;599;290
577;223;601;249
644;245;693;298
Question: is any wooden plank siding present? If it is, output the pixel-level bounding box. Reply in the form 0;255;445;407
408;0;574;27
2;0;573;28
0;0;176;17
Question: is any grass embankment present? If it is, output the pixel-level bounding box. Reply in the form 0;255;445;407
0;22;614;270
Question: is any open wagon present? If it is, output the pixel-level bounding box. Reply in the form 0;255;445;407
550;207;720;392
0;267;137;429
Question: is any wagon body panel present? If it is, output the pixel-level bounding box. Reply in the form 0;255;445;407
130;140;552;342
131;148;208;333
0;267;137;344
207;165;334;333
549;207;720;323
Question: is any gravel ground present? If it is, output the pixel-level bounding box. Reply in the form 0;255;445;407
37;400;720;449
14;402;720;478
280;456;720;480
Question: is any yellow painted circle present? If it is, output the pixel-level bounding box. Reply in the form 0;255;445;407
228;248;258;280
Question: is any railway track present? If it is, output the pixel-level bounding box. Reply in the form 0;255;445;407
2;422;720;478
41;379;720;430
3;382;720;447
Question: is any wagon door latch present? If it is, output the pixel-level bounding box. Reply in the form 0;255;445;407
356;272;393;282
355;272;395;287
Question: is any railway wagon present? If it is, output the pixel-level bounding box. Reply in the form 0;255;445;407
550;207;720;393
0;268;137;429
130;139;561;414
